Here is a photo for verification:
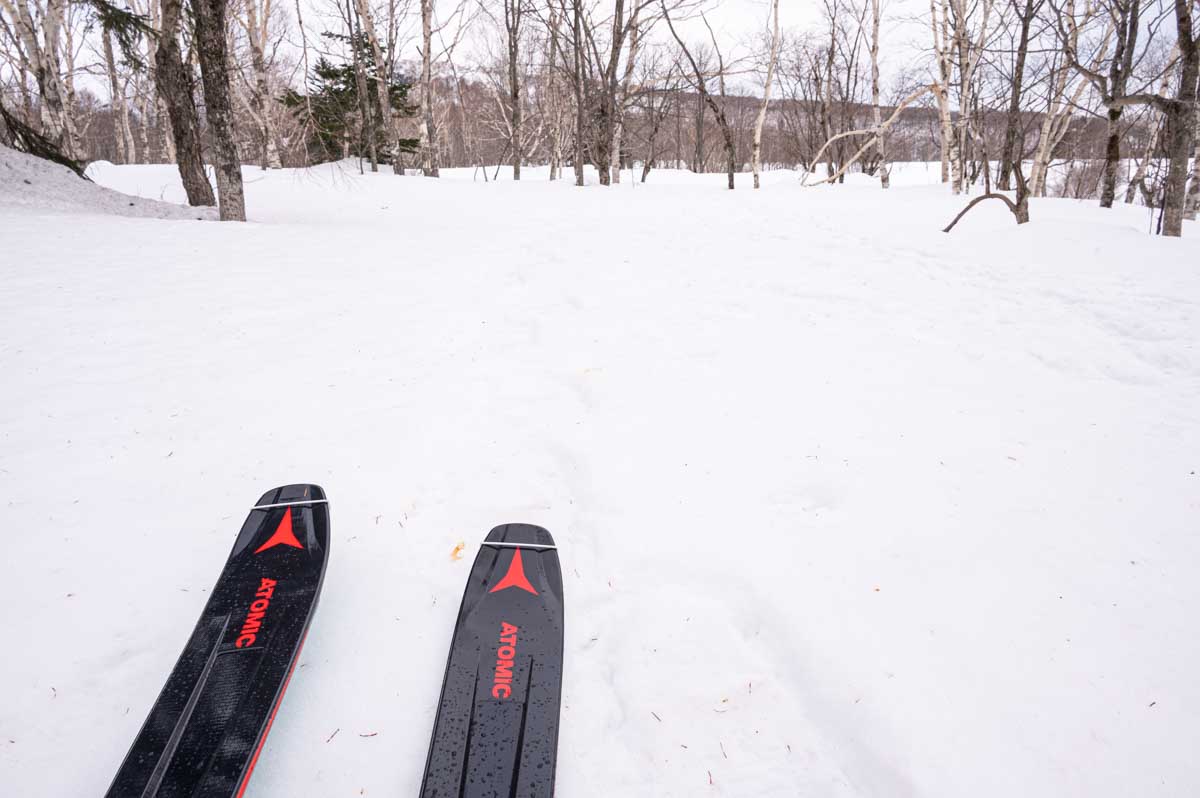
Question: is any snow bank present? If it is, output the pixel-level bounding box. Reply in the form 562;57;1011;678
1;162;1198;798
0;145;216;220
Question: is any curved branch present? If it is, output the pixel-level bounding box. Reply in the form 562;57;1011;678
802;84;935;186
943;193;1019;232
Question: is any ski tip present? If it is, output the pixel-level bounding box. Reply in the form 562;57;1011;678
253;484;327;508
485;523;555;548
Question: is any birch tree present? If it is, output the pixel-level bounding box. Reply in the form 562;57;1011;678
997;0;1040;190
502;0;523;178
751;0;780;189
1027;0;1108;196
663;4;736;189
237;0;283;168
352;0;407;173
930;0;957;186
101;27;135;162
1050;0;1150;207
869;0;887;187
1056;0;1197;234
0;0;78;154
419;0;438;174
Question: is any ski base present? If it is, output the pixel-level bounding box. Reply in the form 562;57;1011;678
420;523;565;798
106;484;330;798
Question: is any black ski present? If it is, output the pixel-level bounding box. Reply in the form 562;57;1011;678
421;523;565;798
106;484;331;798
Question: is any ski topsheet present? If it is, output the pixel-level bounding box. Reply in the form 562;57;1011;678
421;524;565;798
106;484;330;798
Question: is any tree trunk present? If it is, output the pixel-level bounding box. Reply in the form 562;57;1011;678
158;97;177;162
1099;107;1122;207
547;4;562;180
244;0;282;169
610;6;640;186
663;6;735;189
155;0;215;205
1098;0;1140;207
6;0;77;154
931;0;960;190
869;0;888;188
1185;99;1200;220
752;0;781;189
572;0;584;185
102;30;133;163
191;0;245;220
347;0;378;171
1160;1;1197;237
134;89;152;164
821;45;834;178
354;0;403;173
1125;115;1162;203
506;0;521;180
420;0;439;176
998;0;1034;190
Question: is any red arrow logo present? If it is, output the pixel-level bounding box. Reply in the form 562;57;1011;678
489;548;538;595
255;508;304;554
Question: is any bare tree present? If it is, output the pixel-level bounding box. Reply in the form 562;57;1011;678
101;27;135;162
237;0;283;168
420;0;439;174
1057;0;1198;235
503;0;523;178
803;83;935;185
0;0;78;154
154;0;216;205
346;0;379;171
353;0;407;173
869;0;888;187
997;0;1041;190
1028;0;1108;196
1186;99;1200;220
751;0;780;189
1051;0;1149;207
192;0;247;219
663;4;735;188
930;0;957;185
572;0;584;184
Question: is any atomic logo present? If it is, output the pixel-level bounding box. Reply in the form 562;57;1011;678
254;508;304;555
489;548;538;595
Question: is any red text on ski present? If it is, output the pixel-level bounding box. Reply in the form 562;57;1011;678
235;578;277;648
489;548;538;595
254;507;304;554
492;622;520;699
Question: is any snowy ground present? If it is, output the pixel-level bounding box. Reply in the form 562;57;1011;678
1;156;1198;797
0;147;217;220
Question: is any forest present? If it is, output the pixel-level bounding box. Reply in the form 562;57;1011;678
1;0;1197;233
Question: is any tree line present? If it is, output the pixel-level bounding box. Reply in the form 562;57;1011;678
1;0;1197;235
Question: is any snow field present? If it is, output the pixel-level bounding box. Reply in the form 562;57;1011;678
1;158;1198;796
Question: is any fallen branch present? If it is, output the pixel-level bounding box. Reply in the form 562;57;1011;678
0;100;89;179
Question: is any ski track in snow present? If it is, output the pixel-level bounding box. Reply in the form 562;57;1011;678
1;160;1198;797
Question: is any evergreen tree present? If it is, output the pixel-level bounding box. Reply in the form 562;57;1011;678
283;33;418;165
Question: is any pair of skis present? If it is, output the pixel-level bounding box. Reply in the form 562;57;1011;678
106;484;564;798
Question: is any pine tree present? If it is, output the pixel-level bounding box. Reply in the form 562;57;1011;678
283;34;419;165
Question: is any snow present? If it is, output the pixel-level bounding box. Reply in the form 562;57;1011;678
1;159;1198;797
0;145;217;220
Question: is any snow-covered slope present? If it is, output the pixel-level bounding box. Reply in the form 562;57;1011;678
1;162;1197;797
0;145;216;220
